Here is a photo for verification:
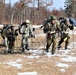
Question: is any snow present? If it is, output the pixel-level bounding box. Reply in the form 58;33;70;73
36;34;46;37
23;50;41;59
0;24;3;28
6;62;22;69
0;25;76;74
1;40;75;74
22;41;76;59
4;59;22;69
28;49;45;55
32;25;42;28
69;42;76;48
68;30;76;35
59;49;70;55
37;59;45;62
61;56;76;62
24;55;40;59
17;72;38;75
45;52;59;57
74;27;76;29
56;63;69;68
59;68;66;73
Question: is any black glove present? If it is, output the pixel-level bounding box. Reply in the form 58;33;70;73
15;32;18;36
33;28;35;31
69;25;74;30
22;33;25;35
31;34;35;38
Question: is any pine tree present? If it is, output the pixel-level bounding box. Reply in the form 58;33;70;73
64;0;76;18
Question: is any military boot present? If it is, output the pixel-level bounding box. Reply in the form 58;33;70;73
8;49;12;53
25;44;30;50
65;47;67;50
65;40;69;50
51;51;55;54
58;45;61;50
51;48;55;54
45;45;49;53
22;43;25;52
22;48;25;52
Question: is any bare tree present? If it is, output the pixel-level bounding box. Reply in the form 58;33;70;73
0;0;5;23
64;0;76;18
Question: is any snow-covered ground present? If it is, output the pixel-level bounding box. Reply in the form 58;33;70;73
0;41;75;75
0;25;76;75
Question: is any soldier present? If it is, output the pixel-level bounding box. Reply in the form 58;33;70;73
2;24;18;53
43;15;61;54
58;17;74;50
1;24;9;46
19;19;35;52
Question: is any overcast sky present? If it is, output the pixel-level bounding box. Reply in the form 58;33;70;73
5;0;65;10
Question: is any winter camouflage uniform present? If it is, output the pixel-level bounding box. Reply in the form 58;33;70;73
58;17;74;49
43;16;60;54
2;24;18;53
19;20;35;52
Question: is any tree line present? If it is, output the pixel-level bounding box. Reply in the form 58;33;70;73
0;0;76;25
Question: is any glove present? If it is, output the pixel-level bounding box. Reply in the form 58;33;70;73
15;32;18;36
33;28;35;31
31;34;35;38
22;33;25;35
69;25;74;30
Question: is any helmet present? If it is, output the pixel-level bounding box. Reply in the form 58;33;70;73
51;16;56;20
65;17;69;21
25;19;30;24
62;17;69;23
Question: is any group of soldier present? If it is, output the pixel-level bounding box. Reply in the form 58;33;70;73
0;15;74;54
0;19;35;53
42;16;74;54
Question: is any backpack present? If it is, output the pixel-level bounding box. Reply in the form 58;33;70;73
59;17;74;31
43;19;50;33
69;18;76;27
19;22;26;34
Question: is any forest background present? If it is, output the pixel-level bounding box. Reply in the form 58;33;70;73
0;0;76;25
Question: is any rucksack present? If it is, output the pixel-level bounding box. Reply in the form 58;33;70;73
69;18;76;27
43;18;50;33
